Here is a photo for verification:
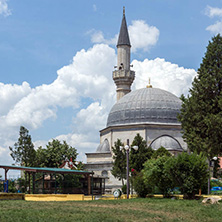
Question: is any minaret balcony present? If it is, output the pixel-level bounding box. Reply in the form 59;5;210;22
113;70;135;80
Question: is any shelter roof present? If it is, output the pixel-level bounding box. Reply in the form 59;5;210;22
0;165;93;175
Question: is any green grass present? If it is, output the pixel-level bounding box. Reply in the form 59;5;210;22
0;198;222;222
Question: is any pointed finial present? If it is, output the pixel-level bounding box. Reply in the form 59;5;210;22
146;78;152;88
123;6;125;16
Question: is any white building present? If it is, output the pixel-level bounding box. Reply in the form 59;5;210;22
85;8;186;192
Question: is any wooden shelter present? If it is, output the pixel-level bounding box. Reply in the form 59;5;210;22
0;165;97;196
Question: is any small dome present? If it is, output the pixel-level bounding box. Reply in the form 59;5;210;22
150;135;183;151
107;87;181;127
96;139;110;153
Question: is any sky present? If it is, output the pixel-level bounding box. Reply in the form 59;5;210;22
0;0;222;176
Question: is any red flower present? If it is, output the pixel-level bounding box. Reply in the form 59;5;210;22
131;168;135;172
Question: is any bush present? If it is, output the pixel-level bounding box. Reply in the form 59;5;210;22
143;155;173;198
165;152;208;199
133;172;152;197
122;184;127;194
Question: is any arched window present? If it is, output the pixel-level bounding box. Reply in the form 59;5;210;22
101;170;108;177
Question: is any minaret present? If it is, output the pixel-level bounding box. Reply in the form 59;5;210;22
113;7;135;101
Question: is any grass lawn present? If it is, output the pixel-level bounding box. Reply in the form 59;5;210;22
0;198;222;222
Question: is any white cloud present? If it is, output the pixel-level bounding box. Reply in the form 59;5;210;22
89;20;159;52
132;58;196;97
3;44;115;130
205;5;222;18
0;82;31;115
0;44;116;164
0;0;11;16
0;43;196;165
129;20;159;52
90;30;117;45
205;6;222;34
206;20;222;34
75;102;109;134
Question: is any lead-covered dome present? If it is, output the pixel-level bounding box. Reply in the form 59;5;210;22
107;87;181;127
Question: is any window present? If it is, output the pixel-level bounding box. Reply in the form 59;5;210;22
101;170;108;177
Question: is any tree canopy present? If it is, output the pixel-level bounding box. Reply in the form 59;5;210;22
9;126;36;167
151;146;171;159
178;34;222;160
143;155;173;197
165;152;208;199
36;139;78;168
130;134;153;172
111;139;126;185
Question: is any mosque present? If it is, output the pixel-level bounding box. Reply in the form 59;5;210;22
85;8;187;192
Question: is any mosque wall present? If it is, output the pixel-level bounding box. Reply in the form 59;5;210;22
84;162;122;191
100;127;146;150
86;153;112;163
111;128;145;147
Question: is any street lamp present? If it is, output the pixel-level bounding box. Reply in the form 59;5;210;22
120;143;138;199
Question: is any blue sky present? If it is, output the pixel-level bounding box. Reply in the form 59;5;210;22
0;0;222;176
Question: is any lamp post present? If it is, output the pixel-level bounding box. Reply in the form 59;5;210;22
121;144;138;199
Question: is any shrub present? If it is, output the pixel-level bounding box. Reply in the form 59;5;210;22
143;155;173;198
122;184;127;194
165;152;208;199
133;172;152;197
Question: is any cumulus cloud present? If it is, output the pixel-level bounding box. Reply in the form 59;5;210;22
89;20;159;52
0;42;196;164
0;82;31;115
0;0;11;16
0;44;116;164
132;58;196;97
75;102;110;135
3;44;115;130
205;6;222;34
129;20;159;52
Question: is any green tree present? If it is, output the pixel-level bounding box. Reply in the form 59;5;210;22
130;134;153;172
151;147;171;159
143;155;173;197
111;139;126;185
35;146;46;167
36;139;78;168
165;152;208;199
178;34;222;161
9;126;36;167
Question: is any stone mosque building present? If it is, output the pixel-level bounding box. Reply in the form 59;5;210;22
85;8;187;191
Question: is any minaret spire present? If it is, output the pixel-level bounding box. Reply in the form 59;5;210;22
117;7;131;47
113;7;135;101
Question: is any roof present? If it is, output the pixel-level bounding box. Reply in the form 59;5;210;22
0;165;93;175
150;135;183;151
96;139;110;153
107;87;182;127
117;8;131;47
